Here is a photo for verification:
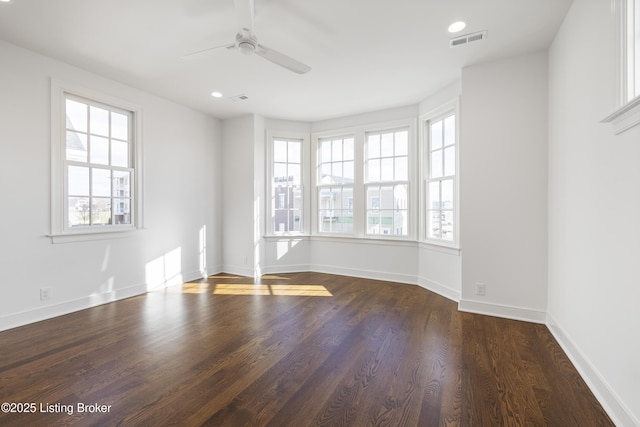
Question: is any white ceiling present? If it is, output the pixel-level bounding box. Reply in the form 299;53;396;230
0;0;573;122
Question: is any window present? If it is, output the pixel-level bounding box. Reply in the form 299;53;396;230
365;128;409;236
64;94;134;228
624;0;639;102
51;80;142;242
272;138;303;234
317;136;354;234
604;0;640;133
424;111;457;244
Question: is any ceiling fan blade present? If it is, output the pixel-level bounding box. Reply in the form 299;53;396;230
255;44;311;74
182;43;236;59
234;0;255;34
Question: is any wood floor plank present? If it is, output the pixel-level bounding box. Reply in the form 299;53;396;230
0;272;614;427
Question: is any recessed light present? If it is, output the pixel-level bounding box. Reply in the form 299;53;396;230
0;0;14;3
211;91;223;98
448;21;467;33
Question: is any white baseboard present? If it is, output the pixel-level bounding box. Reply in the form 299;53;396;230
458;299;547;324
546;314;639;427
0;282;147;332
417;277;461;302
219;264;257;278
310;263;418;286
261;263;311;275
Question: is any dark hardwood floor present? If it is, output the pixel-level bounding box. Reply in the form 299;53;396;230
0;272;613;426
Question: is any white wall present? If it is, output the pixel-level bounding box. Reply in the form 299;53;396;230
221;115;258;276
548;1;640;425
0;41;222;331
459;51;549;322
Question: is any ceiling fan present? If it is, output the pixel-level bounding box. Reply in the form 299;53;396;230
186;0;311;74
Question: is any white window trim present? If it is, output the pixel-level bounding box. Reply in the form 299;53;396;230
603;0;640;134
419;98;460;249
49;79;144;243
315;133;356;236
311;118;417;241
265;129;310;237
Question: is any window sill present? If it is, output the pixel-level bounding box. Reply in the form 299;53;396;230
49;228;139;244
602;96;640;134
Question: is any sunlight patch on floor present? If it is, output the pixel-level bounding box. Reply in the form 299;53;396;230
213;284;332;297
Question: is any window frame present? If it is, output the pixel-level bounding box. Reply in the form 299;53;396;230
419;98;460;249
316;134;356;235
311;118;417;241
50;79;144;243
364;127;411;238
603;0;640;134
266;130;310;236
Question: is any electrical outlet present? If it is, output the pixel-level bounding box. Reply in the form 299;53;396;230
475;283;486;296
40;287;52;301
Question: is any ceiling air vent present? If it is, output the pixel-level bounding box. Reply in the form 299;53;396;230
230;94;249;102
450;30;488;48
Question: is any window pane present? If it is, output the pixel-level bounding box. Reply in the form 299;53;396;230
68;165;89;196
431;120;443;150
441;179;454;209
431;149;443;178
274;140;287;162
113;198;131;225
112;140;129;167
393;210;408;236
90;135;109;165
444;146;455;176
66;131;87;162
381;132;394;157
293;187;303;209
289;163;301;184
288;141;301;163
341;188;353;210
380;185;394;209
319;187;331;208
111;112;128;141
379;210;393;235
90;106;109;137
381;158;393;181
368;159;380;182
344;161;354;181
320;163;332;183
441;211;454;241
395;156;408;181
274;163;287;181
428;211;443;239
367;212;380;234
333;162;343;182
343;138;354;160
92;198;111;225
321;139;332;162
66;99;87;132
332;140;342;161
68;197;90;226
429;181;440;209
635;0;640;98
368;134;380;158
395;131;408;156
444;115;456;147
394;184;408;209
112;170;130;197
367;186;380;209
92;168;111;197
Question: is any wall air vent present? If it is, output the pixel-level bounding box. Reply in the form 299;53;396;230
449;30;488;48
